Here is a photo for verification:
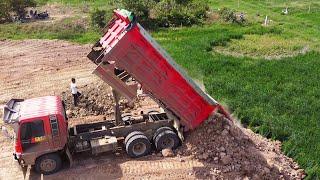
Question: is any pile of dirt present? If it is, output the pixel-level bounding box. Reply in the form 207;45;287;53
177;115;305;179
63;83;115;118
63;82;159;120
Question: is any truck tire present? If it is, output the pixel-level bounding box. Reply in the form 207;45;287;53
35;153;62;175
152;127;173;142
124;131;144;145
126;134;151;158
154;130;180;151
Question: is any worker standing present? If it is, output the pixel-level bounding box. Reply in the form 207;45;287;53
70;78;80;106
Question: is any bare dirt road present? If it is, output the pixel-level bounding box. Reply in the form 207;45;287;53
0;40;305;179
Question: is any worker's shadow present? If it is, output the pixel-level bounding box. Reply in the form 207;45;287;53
180;115;284;179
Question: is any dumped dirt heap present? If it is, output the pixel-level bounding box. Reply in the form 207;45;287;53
63;82;159;121
178;115;305;179
63;83;114;118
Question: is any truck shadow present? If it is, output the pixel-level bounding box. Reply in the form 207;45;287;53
28;151;125;180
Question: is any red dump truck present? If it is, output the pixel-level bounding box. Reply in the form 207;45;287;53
2;9;231;175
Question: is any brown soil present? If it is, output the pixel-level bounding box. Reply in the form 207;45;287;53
0;39;95;103
0;40;305;179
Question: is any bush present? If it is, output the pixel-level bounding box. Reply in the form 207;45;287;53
219;7;237;23
118;0;156;24
0;0;12;23
12;0;36;19
91;9;107;28
0;0;36;23
153;0;209;27
116;0;209;28
218;7;247;25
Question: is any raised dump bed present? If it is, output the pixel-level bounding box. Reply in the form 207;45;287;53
87;9;231;130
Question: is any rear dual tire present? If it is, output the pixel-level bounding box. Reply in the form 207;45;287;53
154;128;180;151
124;128;180;158
125;131;151;158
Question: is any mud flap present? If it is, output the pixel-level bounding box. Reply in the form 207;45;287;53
65;148;73;168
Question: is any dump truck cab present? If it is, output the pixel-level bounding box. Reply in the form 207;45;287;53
3;96;68;172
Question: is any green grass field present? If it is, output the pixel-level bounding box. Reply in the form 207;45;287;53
1;0;319;178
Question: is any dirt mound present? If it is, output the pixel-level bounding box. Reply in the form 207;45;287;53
178;115;305;179
63;82;114;118
62;82;160;126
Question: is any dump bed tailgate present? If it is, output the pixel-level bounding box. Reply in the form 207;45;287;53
87;10;231;130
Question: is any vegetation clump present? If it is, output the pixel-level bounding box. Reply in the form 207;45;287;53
118;0;155;25
218;7;246;25
90;9;107;28
117;0;209;28
0;0;37;23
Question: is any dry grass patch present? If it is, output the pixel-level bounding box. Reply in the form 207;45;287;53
214;34;309;59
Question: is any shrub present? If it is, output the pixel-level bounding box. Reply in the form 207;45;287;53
118;0;156;24
0;0;36;23
218;7;248;25
0;0;12;23
153;0;209;27
116;0;209;28
11;0;36;19
91;9;107;28
219;7;237;23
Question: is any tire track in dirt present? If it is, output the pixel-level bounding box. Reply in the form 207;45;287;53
45;155;203;180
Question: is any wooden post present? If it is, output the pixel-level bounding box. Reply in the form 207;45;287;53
308;4;311;13
264;15;268;26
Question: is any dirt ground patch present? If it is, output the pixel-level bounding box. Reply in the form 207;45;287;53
0;40;305;179
0;39;96;103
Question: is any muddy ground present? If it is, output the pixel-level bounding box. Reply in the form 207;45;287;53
0;40;305;179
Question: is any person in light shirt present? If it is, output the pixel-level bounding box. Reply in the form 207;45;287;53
70;78;80;106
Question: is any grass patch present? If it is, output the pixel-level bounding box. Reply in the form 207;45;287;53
215;34;308;59
0;17;100;44
207;0;320;58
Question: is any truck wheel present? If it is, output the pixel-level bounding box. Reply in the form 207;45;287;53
126;134;151;158
153;127;173;142
124;131;144;145
35;153;62;175
154;130;180;151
